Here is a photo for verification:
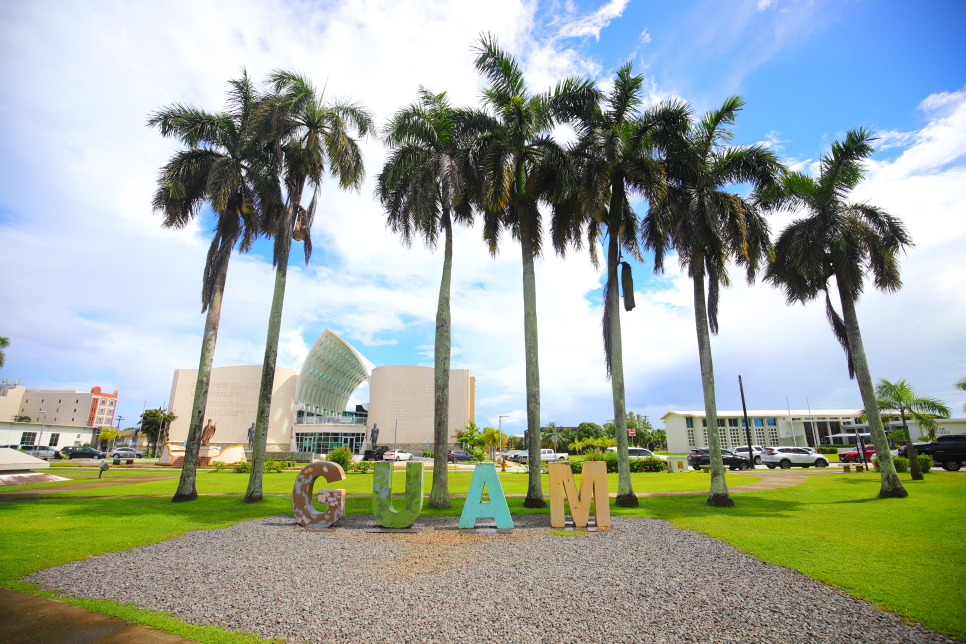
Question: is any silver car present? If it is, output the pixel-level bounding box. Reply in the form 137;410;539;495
23;445;58;460
731;445;764;464
761;446;829;469
110;447;145;458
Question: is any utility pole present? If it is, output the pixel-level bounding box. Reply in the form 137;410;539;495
115;415;124;449
36;410;47;447
498;414;509;449
738;376;756;469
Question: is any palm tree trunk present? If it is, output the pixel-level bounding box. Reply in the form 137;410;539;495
519;205;545;508
836;277;907;498
901;411;923;480
429;210;453;509
173;254;229;502
244;245;290;503
606;228;637;507
693;268;733;507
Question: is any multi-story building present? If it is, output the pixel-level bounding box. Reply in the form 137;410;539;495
14;386;119;429
662;409;966;454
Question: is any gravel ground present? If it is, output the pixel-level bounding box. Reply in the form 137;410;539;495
28;515;958;644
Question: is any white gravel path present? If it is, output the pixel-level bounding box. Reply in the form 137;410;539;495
27;515;959;644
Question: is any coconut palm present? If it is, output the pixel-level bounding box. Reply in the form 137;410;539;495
765;127;913;498
642;96;781;507
956;378;966;413
870;379;950;479
244;70;374;503
467;34;598;507
0;336;9;369
148;72;273;502
376;88;474;508
552;63;689;506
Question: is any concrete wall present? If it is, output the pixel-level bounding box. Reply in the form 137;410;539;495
0;421;98;447
167;365;298;450
0;385;25;423
366;366;473;447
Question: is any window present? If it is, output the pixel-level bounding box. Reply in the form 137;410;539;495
685;417;694;429
687;429;696;447
49;433;60;447
97;417;103;423
58;399;61;403
767;418;777;427
717;419;725;427
109;401;114;406
702;419;707;427
728;418;739;427
20;432;37;446
753;418;764;427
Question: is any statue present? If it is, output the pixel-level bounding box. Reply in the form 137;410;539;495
369;423;380;448
201;419;217;446
247;422;256;449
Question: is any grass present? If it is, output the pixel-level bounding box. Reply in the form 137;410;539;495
2;470;963;641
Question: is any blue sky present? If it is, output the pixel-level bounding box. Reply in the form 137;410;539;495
1;0;964;433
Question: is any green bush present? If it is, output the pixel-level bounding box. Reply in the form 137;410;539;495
348;461;373;474
326;446;353;470
265;461;284;474
421;449;434;458
817;446;839;454
568;456;584;473
231;461;251;473
629;457;668;473
211;460;228;472
874;456;909;473
918;454;934;473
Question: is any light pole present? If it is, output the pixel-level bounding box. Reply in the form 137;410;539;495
498;415;509;449
115;415;124;449
36;410;47;446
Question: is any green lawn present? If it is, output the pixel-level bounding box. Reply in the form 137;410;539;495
32;469;758;497
1;471;963;642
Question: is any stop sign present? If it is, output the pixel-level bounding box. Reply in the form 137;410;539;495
628;428;636;436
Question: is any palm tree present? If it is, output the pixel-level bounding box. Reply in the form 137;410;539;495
467;34;598;507
244;70;374;503
871;379;951;480
148;72;272;502
765;127;913;498
0;336;8;369
955;378;966;413
642;96;781;507
376;88;474;509
552;63;688;506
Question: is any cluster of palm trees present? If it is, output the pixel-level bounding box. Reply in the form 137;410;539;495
152;35;921;507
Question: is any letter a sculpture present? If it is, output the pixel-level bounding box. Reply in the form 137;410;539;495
459;462;513;532
372;461;424;529
292;461;347;529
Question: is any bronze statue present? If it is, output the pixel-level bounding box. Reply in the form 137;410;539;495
369;423;379;448
247;422;256;449
201;419;217;446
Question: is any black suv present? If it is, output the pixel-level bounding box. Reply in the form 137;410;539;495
447;449;473;463
61;446;106;459
687;448;752;471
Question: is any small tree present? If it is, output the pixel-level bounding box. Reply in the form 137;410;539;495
140;408;178;456
871;378;951;480
14;415;30;423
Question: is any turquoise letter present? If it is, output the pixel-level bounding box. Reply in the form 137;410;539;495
372;461;424;529
458;462;513;530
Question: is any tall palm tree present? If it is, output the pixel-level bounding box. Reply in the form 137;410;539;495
955;378;966;413
467;34;598;507
871;378;951;479
244;70;373;503
765;127;912;498
552;63;688;506
0;336;9;369
376;88;474;509
148;72;272;502
643;96;781;507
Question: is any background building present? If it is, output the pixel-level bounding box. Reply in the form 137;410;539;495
663;409;966;453
11;385;119;429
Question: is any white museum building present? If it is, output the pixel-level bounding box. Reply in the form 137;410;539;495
662;409;966;454
166;328;475;457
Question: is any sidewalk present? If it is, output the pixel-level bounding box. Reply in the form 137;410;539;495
0;588;198;644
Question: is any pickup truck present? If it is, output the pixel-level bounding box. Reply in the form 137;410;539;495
517;448;568;463
899;434;966;471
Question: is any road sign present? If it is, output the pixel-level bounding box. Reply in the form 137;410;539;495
628;428;636;436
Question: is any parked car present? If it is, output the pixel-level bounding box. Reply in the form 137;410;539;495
61;446;106;459
900;435;966;471
109;447;145;458
447;449;474;463
731;445;764;464
761;446;829;469
517;448;568;464
496;450;527;464
383;449;413;461
686;448;753;471
838;446;876;463
606;446;668;461
22;445;58;460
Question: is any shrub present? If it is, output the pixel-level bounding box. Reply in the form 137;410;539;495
265;461;284;474
918;454;934;473
211;460;228;472
232;461;251;473
874;456;908;473
817;446;839;454
348;461;373;474
421;449;434;458
629;457;668;473
568;456;584;473
326;446;353;470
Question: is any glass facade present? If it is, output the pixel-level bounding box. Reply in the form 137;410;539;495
295;431;366;455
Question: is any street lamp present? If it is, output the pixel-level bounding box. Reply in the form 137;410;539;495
115;415;124;450
36;410;47;447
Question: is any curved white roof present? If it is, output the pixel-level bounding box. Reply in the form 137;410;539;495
296;328;374;417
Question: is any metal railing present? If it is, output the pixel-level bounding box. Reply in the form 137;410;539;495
295;415;367;426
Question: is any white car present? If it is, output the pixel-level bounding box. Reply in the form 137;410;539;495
110;447;145;458
731;445;764;464
761;446;829;469
383;450;413;461
607;446;668;461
